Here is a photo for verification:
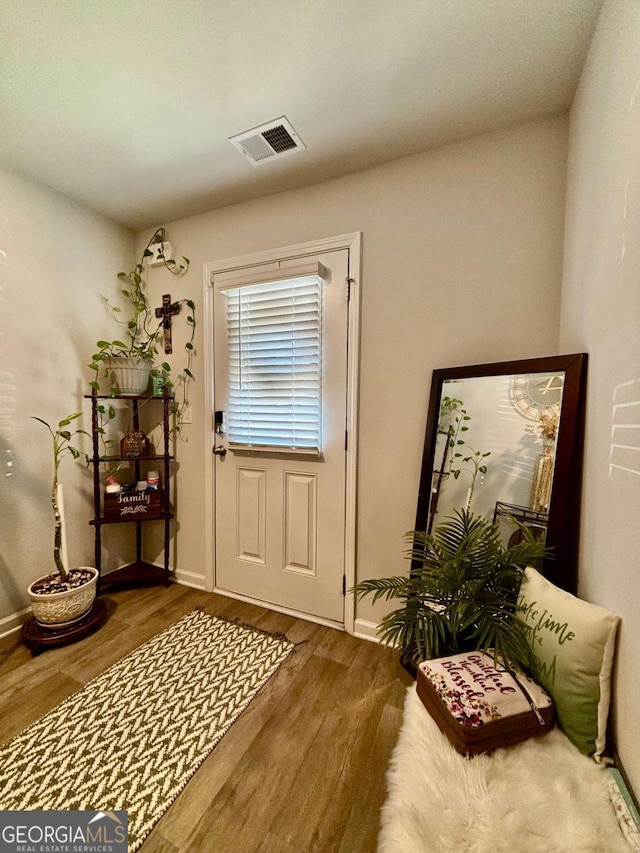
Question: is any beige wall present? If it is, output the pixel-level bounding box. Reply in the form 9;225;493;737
3;22;635;791
0;116;569;643
0;166;134;632
138;114;568;629
561;0;640;794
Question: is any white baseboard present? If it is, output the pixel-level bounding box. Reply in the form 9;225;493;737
173;569;207;590
0;607;31;640
0;594;382;644
353;618;381;643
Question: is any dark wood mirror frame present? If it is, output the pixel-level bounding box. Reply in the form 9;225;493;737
414;353;588;594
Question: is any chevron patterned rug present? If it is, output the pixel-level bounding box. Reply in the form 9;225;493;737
0;609;294;851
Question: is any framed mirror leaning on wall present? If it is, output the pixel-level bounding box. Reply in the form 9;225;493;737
414;354;588;594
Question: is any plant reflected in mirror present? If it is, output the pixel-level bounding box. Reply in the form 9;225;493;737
416;355;587;594
428;373;565;542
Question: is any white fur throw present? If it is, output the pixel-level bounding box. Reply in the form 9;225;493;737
378;687;630;853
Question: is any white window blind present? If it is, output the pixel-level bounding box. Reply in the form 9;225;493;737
223;274;323;453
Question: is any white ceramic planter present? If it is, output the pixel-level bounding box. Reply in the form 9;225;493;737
105;356;151;395
28;567;98;629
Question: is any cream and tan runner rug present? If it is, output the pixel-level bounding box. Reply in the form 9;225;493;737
0;609;294;851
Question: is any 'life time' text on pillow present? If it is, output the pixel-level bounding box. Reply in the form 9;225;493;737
516;567;619;758
517;598;576;683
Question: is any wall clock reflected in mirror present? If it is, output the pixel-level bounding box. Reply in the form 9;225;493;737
511;373;564;420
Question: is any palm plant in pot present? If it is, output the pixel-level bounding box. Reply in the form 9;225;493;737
90;227;195;432
28;413;98;628
352;509;549;673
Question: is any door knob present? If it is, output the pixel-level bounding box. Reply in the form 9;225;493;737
213;445;227;459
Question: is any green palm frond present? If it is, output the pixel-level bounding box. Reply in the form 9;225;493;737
350;576;416;605
353;508;550;669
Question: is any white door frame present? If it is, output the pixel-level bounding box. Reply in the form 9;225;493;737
202;232;361;634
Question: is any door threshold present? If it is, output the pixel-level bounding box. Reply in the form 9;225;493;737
213;586;345;632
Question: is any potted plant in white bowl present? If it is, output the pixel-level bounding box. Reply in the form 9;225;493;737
90;227;195;411
28;412;98;628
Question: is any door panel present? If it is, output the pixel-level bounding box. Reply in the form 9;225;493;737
283;471;317;575
236;466;266;564
213;248;349;623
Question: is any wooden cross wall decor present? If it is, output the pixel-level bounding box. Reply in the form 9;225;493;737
155;294;181;354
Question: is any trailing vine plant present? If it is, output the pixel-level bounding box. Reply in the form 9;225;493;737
89;227;195;436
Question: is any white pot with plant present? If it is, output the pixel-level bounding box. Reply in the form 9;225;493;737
102;354;154;396
28;413;98;628
89;228;195;434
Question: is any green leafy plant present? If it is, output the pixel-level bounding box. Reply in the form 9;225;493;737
451;446;491;510
352;509;549;670
31;413;89;584
93;400;122;473
439;395;470;475
437;395;490;511
89;227;196;432
438;396;491;510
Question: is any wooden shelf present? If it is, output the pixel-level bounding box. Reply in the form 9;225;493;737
100;562;170;590
84;393;174;401
90;512;174;526
91;454;174;463
88;392;174;591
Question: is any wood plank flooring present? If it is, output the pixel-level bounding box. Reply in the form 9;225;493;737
0;584;412;852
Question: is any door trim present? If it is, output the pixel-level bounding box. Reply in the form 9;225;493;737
202;232;361;634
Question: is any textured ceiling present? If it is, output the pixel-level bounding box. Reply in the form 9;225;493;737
0;0;603;230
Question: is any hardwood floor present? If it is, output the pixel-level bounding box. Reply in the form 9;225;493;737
0;584;412;852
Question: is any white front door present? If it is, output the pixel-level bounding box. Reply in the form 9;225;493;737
211;246;351;625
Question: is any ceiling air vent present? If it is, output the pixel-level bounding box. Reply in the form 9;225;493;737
229;117;306;166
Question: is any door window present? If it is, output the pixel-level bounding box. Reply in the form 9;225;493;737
222;273;323;454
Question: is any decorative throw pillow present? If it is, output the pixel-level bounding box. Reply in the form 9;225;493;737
516;567;620;758
416;651;554;755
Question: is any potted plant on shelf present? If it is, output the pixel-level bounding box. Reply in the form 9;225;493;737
28;412;98;628
352;509;549;673
90;227;195;433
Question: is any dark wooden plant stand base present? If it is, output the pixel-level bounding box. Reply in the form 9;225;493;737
21;598;107;655
99;561;171;591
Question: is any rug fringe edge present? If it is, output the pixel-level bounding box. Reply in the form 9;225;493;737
190;609;294;647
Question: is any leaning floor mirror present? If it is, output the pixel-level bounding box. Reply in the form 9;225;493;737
414;354;588;594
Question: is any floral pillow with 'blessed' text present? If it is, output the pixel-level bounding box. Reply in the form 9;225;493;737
517;567;620;758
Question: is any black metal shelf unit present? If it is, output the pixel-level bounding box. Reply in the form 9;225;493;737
86;391;174;590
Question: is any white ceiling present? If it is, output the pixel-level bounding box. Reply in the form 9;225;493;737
0;0;603;231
